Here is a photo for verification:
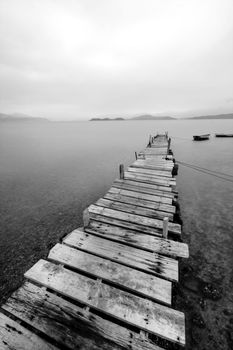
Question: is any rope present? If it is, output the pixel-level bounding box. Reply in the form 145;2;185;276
176;160;233;183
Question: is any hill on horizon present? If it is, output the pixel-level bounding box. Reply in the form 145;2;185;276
130;114;175;120
186;113;233;120
0;112;49;122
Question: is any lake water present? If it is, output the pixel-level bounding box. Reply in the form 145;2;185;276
0;119;233;349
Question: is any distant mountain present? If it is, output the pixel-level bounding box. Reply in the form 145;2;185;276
0;112;49;122
187;113;233;120
130;114;175;120
90;117;124;121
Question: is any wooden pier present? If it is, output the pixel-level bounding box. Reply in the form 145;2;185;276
0;134;189;349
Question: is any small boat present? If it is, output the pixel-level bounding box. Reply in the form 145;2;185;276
193;134;210;141
215;133;233;137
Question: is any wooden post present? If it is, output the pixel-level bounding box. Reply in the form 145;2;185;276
167;138;171;155
163;217;169;239
135;151;138;160
148;135;152;147
119;164;124;179
83;208;90;228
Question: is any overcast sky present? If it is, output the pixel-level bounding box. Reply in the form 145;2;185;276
1;0;233;120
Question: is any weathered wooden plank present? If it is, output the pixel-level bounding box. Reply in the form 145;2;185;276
25;260;185;345
113;179;175;197
0;312;57;350
2;282;164;350
48;243;171;304
105;190;175;212
150;144;168;148
85;221;189;258
125;171;176;184
144;149;168;155
144;152;168;156
131;164;173;173
133;163;173;170
88;205;181;235
108;187;173;205
64;229;178;281
124;172;176;187
132;161;173;171
128;167;172;178
145;146;168;151
88;213;164;237
144;155;171;159
95;198;174;220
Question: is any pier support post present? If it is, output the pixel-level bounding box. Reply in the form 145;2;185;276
119;164;124;179
148;135;152;147
83;208;90;228
167;138;171;155
135;151;138;160
163;217;169;239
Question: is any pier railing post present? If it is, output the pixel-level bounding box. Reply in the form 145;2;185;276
119;164;124;179
83;208;90;228
135;152;138;160
163;217;169;239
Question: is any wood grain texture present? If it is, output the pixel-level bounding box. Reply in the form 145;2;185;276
124;172;176;187
63;229;178;281
87;213;164;237
48;243;172;304
113;179;176;197
84;221;189;258
2;282;164;350
108;187;173;204
0;312;57;350
128;166;172;177
95;198;174;220
88;205;181;235
24;260;185;345
105;190;175;212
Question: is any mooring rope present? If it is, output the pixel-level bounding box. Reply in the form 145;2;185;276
176;160;233;183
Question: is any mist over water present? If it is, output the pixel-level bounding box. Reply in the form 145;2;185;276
0;119;233;348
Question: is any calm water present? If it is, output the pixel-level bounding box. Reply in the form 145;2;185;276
0;119;233;348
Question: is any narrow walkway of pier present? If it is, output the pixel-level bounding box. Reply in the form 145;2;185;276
0;134;189;349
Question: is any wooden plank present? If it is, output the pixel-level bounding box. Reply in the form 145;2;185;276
85;221;189;258
132;161;173;171
124;171;176;184
95;198;174;220
144;155;170;159
138;153;169;159
0;312;57;350
88;213;164;237
113;179;176;197
124;172;176;187
88;205;181;235
105;189;175;211
48;243;172;304
144;150;168;155
132;164;172;172
128;167;172;178
108;187;173;205
150;144;168;148
145;147;168;151
25;259;185;345
64;229;178;281
2;282;164;350
144;147;168;151
133;163;173;170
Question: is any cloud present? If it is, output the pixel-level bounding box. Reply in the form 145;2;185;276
0;0;233;119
